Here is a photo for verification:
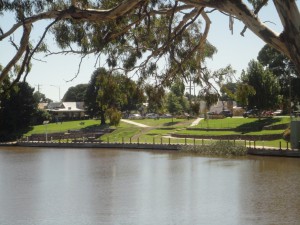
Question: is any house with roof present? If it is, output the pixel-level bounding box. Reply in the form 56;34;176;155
46;102;85;120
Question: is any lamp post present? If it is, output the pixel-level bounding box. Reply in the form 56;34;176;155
50;85;61;102
43;120;49;142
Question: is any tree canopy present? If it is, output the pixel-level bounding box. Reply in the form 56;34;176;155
62;83;88;102
258;44;300;112
85;67;144;124
241;60;280;110
0;80;37;141
0;0;299;87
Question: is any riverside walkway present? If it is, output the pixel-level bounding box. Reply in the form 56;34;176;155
1;139;298;158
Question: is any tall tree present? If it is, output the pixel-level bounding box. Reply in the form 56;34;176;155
144;84;165;114
166;79;189;115
0;81;37;141
85;67;144;124
33;91;52;103
62;84;88;102
257;44;300;112
0;1;299;86
241;60;280;110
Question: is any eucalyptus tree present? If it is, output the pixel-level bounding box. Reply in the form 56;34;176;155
258;44;300;112
241;60;280;111
0;0;299;87
85;67;144;124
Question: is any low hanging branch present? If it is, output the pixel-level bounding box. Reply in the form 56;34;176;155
0;23;31;83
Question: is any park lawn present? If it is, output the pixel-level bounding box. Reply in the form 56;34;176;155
196;117;290;129
255;139;289;148
100;127;142;142
176;128;283;136
134;118;191;127
197;118;258;129
26;119;101;135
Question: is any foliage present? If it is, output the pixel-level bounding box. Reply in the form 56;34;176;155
166;79;189;115
190;102;200;116
258;44;300;112
241;60;280;110
0;81;37;141
144;84;165;113
33;91;52;103
85;67;144;124
235;82;256;108
220;82;237;102
62;84;88;102
199;88;218;111
1;0;299;88
31;108;52;125
105;107;122;126
180;141;247;157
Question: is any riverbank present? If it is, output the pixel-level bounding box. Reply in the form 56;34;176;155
1;141;299;157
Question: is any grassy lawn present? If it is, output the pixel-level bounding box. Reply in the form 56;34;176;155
176;129;283;136
26;119;101;135
24;117;290;148
196;117;289;129
128;118;192;127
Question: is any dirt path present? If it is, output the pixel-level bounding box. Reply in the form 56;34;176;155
121;119;150;127
190;117;203;126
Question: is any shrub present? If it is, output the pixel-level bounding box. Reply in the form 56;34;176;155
283;127;290;142
180;141;247;157
105;108;122;126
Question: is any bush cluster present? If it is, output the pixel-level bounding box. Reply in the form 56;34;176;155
180;141;247;157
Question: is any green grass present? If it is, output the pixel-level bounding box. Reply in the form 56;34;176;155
26;119;101;135
24;116;290;148
196;117;289;130
128;118;191;127
177;129;283;136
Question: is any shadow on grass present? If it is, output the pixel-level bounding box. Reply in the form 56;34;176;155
0;126;34;142
235;117;281;133
163;121;182;126
81;124;110;132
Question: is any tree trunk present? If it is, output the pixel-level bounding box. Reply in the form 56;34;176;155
100;111;106;125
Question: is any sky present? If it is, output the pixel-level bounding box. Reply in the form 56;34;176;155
0;1;293;102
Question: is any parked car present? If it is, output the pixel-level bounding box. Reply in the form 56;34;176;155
160;113;172;118
219;110;233;118
128;113;142;119
261;110;274;117
145;113;159;119
243;109;259;117
273;109;283;116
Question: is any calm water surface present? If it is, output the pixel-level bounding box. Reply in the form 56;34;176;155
0;147;299;225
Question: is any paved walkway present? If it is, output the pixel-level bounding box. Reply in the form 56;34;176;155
190;117;203;127
121;119;150;127
122;117;203;128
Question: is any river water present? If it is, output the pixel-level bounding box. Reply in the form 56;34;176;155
0;147;299;225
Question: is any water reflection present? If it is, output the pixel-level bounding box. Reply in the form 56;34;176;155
0;147;299;225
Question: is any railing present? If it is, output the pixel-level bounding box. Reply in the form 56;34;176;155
17;136;299;151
